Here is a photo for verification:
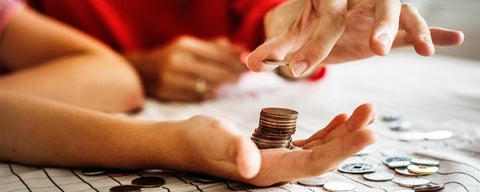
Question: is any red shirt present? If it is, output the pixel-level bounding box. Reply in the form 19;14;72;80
28;0;285;53
28;0;325;80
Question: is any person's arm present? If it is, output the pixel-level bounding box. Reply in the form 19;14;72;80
0;5;143;112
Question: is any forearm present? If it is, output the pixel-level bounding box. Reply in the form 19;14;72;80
0;54;144;112
0;90;185;169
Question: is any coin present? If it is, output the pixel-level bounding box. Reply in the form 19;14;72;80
397;178;430;187
190;173;222;183
410;158;440;166
407;164;438;175
109;185;141;192
394;168;429;176
424;130;453;140
323;182;355;191
251;107;298;149
297;177;327;186
398;131;425;141
338;163;377;174
81;168;107;176
413;183;444;192
363;172;394;181
383;156;411;168
263;59;289;66
381;113;401;122
131;176;165;188
390;121;411;131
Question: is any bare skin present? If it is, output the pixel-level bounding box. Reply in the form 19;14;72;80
0;90;375;186
0;6;143;112
247;0;464;77
126;37;247;102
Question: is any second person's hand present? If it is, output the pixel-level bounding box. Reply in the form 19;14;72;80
127;36;247;102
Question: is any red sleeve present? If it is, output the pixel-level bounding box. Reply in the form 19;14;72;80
231;0;286;50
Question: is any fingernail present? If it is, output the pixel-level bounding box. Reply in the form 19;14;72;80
291;61;308;77
377;32;390;50
368;111;377;125
423;35;433;46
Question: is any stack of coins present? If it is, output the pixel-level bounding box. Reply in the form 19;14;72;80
251;107;298;149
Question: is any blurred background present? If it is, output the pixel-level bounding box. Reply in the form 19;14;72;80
401;0;479;61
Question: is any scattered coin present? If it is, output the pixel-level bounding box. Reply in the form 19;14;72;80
262;59;289;66
413;183;445;192
363;172;394;181
383;156;411;168
390;121;411;131
338;162;377;174
388;161;411;168
424;130;453;140
298;176;327;187
410;158;440;166
131;176;165;188
398;131;425;141
381;113;401;122
251;107;298;149
109;185;141;192
190;173;222;183
407;164;438;175
397;178;430;187
323;181;355;191
81;168;107;176
394;168;429;176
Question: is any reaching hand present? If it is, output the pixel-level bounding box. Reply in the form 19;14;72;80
128;36;247;102
177;103;376;186
246;0;464;78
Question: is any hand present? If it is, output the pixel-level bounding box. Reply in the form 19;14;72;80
246;0;464;78
176;103;376;186
128;36;247;102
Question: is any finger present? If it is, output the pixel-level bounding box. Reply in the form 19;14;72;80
310;129;376;169
292;113;348;147
246;37;294;72
392;27;464;47
399;3;434;56
157;72;217;101
180;36;245;74
177;58;239;84
212;38;249;74
307;103;375;146
289;0;348;77
370;0;401;56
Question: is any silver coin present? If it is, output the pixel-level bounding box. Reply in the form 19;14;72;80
397;178;430;187
131;176;165;188
390;121;411;131
109;185;141;192
297;176;327;186
413;183;444;192
381;113;401;122
338;163;377;174
398;131;425;141
424;130;453;140
383;156;411;167
81;168;107;176
323;181;355;191
410;158;440;166
394;168;429;176
407;164;438;175
363;172;394;181
388;161;411;168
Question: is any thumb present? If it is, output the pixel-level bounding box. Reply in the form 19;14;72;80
232;136;261;179
246;37;293;72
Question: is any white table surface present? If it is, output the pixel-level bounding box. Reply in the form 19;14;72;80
2;51;479;191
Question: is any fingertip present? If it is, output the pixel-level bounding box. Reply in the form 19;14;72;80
370;32;391;56
345;103;377;131
235;137;261;179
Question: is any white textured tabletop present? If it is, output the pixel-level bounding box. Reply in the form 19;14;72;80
2;51;479;192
